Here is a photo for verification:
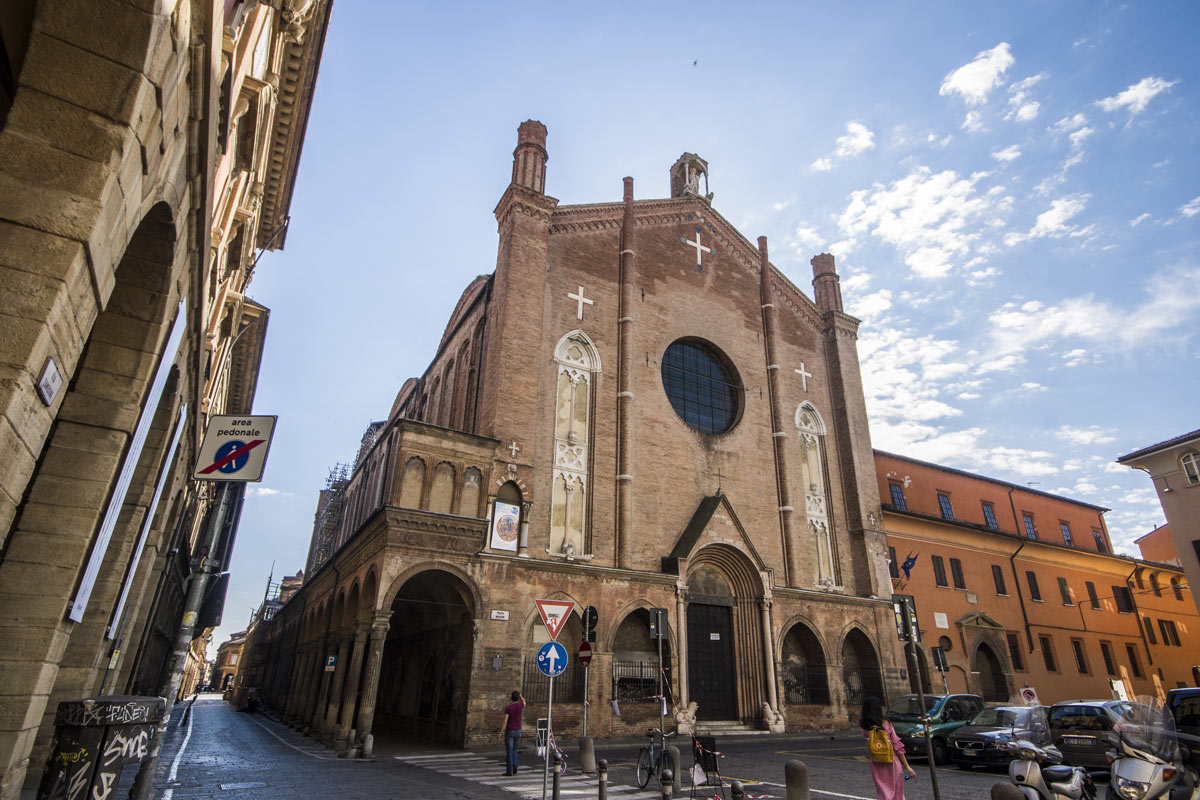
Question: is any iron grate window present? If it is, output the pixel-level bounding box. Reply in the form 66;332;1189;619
611;660;672;704
660;340;742;434
523;659;585;703
889;483;907;511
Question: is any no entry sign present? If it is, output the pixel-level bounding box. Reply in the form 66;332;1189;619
193;415;277;482
577;640;592;666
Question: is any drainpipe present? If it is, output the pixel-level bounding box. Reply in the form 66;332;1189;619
1124;564;1154;667
1008;485;1034;653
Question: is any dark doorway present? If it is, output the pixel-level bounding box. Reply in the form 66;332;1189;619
973;643;1009;702
780;622;830;706
841;629;884;707
373;570;475;745
687;603;737;720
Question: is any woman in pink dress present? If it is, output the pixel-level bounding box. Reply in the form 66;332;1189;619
860;696;916;800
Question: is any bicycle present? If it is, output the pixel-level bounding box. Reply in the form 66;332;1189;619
636;727;677;789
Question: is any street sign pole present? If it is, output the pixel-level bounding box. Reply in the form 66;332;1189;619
542;673;554;800
901;597;941;800
582;662;589;737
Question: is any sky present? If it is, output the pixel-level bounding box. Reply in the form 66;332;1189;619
213;1;1200;646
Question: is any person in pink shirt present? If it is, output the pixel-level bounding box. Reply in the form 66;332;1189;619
500;690;526;776
861;696;916;800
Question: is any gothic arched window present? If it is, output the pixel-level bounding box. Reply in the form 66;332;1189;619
796;402;839;587
550;331;600;559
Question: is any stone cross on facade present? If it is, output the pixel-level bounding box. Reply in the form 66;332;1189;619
795;363;812;392
508;441;521;459
567;286;594;320
681;228;711;270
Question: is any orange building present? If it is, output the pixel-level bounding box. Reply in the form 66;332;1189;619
1136;525;1181;567
877;451;1197;705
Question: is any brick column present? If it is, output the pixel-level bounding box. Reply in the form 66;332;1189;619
354;614;391;754
336;623;370;747
311;637;333;735
615;177;636;568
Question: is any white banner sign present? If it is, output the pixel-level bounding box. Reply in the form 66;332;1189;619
490;501;520;552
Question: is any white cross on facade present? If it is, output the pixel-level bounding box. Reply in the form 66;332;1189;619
795;363;813;392
681;229;711;268
567;285;594;320
508;441;521;459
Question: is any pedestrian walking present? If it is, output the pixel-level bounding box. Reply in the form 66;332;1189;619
861;696;916;800
500;690;525;776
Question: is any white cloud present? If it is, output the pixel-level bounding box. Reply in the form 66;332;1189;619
1130;213;1151;227
248;487;283;497
991;145;1021;162
810;157;832;172
1180;197;1200;218
1006;194;1090;244
957;392;981;400
1020;382;1046;392
1051;113;1089;133
940;43;1015;105
773;201;791;211
1096;76;1179;114
792;224;824;252
837;167;1000;279
1068;126;1094;148
835;122;876;158
962;111;985;133
847;289;893;319
1056;425;1117;446
1004;74;1045;122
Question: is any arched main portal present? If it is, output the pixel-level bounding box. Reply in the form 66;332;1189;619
685;546;764;723
841;629;884;707
973;642;1009;702
374;569;476;745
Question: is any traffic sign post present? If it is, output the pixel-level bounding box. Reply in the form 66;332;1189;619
193;415;277;482
537;641;567;800
578;640;593;737
535;599;574;641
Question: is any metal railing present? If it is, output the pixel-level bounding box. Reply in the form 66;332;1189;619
611;660;671;704
782;664;831;705
523;659;585;703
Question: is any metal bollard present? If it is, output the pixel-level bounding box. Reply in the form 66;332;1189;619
784;759;809;800
990;783;1025;800
659;769;673;800
552;751;562;800
597;759;608;800
730;779;745;800
666;745;682;798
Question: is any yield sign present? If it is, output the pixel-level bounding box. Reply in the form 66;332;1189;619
535;599;574;641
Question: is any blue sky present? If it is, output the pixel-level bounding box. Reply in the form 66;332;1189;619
214;1;1200;644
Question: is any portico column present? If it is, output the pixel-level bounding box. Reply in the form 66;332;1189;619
760;596;784;731
324;635;352;733
286;649;309;722
312;636;333;734
304;645;325;726
354;614;391;756
337;621;371;747
675;583;688;707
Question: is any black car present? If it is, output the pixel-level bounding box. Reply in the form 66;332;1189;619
1047;700;1142;770
1167;687;1200;768
950;705;1048;769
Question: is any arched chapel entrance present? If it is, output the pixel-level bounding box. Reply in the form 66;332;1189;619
685;546;764;723
373;569;476;745
841;629;884;707
973;642;1009;702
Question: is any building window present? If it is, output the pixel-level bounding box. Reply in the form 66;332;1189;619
1022;512;1037;539
889;482;907;511
796;403;838;585
1182;451;1200;485
1143;617;1157;645
1071;639;1089;674
1027;571;1042;601
950;558;966;589
981;502;998;529
1134;570;1144;590
1006;632;1025;671
992;565;1008;595
1039;635;1057;672
551;332;599;557
1059;522;1073;547
1093;530;1108;553
660;339;743;434
1100;642;1116;676
1159;619;1181;647
888;546;899;579
1170;577;1183;601
1113;585;1134;614
938;493;955;520
1058;577;1072;605
1086;581;1101;609
932;555;948;587
1149;574;1162;597
1125;644;1143;678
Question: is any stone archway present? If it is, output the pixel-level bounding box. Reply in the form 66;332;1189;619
973;642;1009;702
780;621;830;706
841;628;884;708
373;568;477;745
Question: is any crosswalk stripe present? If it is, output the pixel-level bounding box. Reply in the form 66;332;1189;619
400;753;664;798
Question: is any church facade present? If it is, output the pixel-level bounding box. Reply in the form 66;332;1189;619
249;121;903;752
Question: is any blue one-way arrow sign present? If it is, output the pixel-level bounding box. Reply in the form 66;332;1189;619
536;641;567;677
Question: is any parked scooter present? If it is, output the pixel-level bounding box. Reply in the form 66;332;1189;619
1106;696;1199;800
1004;705;1097;800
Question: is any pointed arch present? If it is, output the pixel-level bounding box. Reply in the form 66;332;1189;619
549;331;599;558
428;461;455;514
795;401;838;587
